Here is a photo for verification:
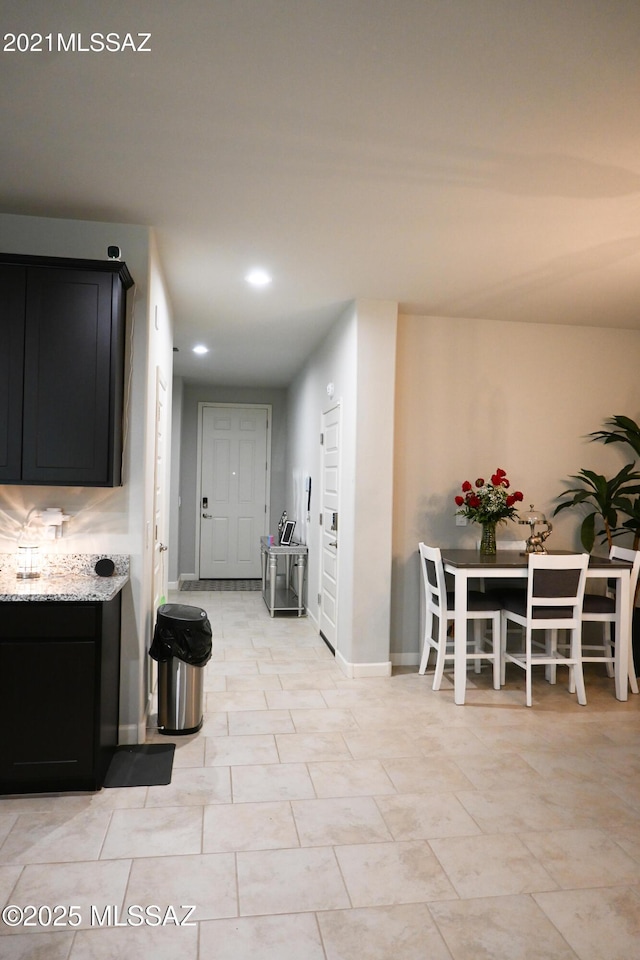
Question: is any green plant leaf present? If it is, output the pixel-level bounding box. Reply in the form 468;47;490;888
590;415;640;458
580;513;596;552
611;415;640;432
578;468;604;484
553;495;588;515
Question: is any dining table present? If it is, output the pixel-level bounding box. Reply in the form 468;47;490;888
440;548;633;705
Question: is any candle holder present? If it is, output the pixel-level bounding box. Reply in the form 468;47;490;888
17;545;41;579
517;505;552;554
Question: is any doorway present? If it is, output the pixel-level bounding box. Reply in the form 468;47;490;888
197;403;270;578
319;402;340;651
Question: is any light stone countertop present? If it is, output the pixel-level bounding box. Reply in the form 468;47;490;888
0;554;129;602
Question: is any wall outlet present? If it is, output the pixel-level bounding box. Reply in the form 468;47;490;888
456;515;467;526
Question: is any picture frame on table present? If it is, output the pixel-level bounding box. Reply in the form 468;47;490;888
279;520;296;545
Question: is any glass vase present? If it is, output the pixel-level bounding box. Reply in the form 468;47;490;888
479;521;497;555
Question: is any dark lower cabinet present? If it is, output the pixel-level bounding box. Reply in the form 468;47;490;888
0;597;121;794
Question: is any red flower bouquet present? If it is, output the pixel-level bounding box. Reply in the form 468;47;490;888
454;469;524;524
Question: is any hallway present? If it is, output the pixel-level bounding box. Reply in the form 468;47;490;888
1;588;639;958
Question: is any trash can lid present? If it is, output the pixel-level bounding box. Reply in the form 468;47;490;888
157;603;208;623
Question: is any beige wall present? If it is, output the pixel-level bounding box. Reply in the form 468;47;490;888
391;313;640;661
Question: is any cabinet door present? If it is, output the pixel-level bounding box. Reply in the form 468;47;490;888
21;267;117;485
0;639;96;786
0;265;26;481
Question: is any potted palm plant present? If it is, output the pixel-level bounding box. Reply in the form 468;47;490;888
553;463;640;552
555;414;640;674
589;415;640;671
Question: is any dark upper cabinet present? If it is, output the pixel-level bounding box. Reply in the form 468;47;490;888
0;254;134;486
0;264;25;478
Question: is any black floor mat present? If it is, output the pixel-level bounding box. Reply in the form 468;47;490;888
181;579;261;591
103;744;175;788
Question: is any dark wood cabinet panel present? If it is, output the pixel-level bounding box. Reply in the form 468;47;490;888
0;254;133;486
0;639;97;783
0;596;122;794
22;268;118;484
0;265;26;480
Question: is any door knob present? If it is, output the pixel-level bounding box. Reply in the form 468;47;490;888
202;513;212;519
329;540;338;548
159;543;168;552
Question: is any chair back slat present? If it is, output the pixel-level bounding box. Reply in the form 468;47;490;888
419;542;447;614
532;567;582;600
526;553;589;622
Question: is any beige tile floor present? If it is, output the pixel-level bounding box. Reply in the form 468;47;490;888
1;588;640;959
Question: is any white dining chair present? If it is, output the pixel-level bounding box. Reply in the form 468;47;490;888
579;545;640;694
501;553;589;707
418;542;502;690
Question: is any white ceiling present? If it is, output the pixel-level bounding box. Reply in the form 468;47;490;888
2;0;640;386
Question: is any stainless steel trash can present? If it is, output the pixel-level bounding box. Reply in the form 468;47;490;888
157;657;204;735
149;603;212;736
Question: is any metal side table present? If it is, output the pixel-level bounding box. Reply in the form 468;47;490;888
260;536;308;617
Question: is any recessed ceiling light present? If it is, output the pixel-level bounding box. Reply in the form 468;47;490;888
245;268;272;288
193;344;209;355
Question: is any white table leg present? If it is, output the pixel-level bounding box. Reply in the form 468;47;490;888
453;569;469;705
615;569;630;701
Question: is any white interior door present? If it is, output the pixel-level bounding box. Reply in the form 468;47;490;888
319;403;340;651
199;404;269;578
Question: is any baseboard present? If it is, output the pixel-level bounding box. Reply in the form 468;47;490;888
118;719;147;745
180;573;197;581
335;649;393;678
391;651;420;667
168;580;180;591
